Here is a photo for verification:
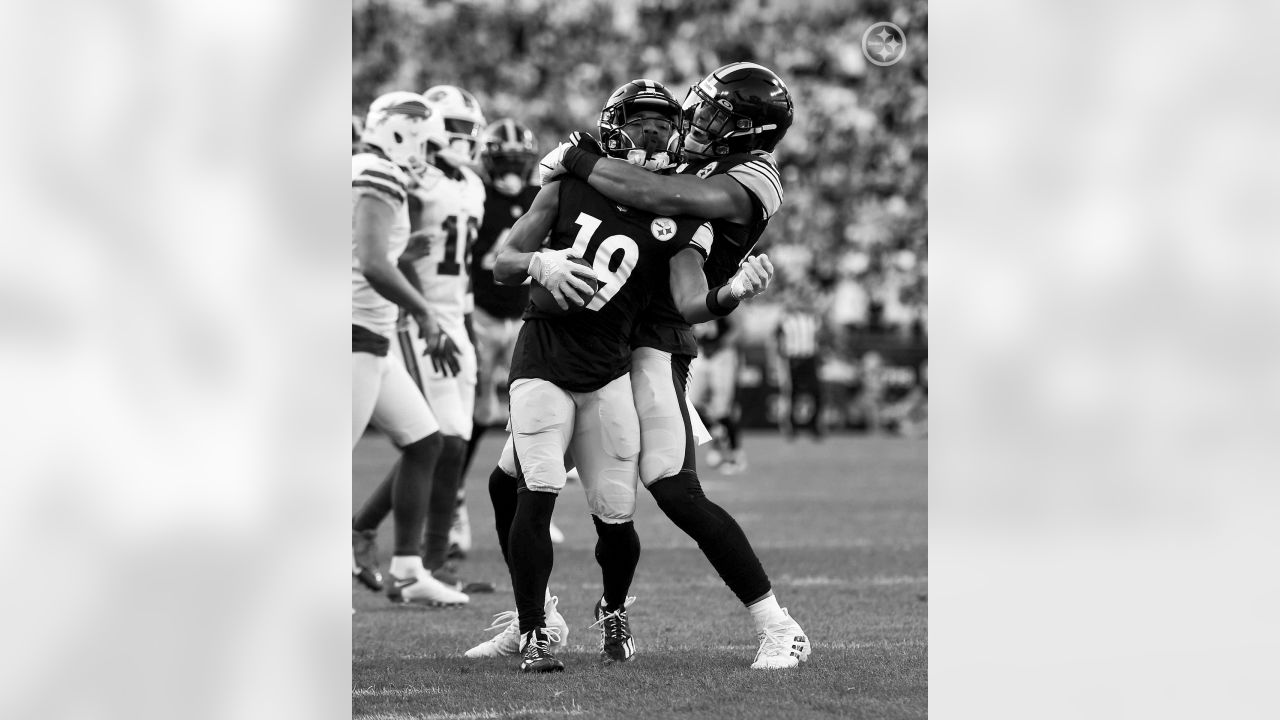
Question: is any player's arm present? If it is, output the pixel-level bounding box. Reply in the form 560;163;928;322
568;152;755;224
354;195;433;322
494;181;597;310
669;247;776;325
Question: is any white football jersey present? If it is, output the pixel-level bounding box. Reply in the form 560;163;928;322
402;163;486;330
352;152;414;337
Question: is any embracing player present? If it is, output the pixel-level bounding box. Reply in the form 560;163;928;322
351;85;488;597
489;82;774;673
542;62;812;670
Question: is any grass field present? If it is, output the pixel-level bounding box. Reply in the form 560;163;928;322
353;432;927;720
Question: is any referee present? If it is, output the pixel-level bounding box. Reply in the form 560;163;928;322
775;290;827;439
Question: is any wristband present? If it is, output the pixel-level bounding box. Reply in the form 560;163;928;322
705;286;740;317
563;147;603;180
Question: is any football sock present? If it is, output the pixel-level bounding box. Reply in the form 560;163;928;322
461;422;488;477
510;489;557;634
488;465;519;568
648;472;772;605
592;516;641;611
421;435;466;570
352;467;394;533
747;593;786;632
391;432;443;556
389;553;425;579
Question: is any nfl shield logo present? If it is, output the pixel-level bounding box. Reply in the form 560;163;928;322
650;218;677;240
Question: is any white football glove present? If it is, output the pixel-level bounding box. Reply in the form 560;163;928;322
728;254;775;301
528;248;598;310
538;142;571;186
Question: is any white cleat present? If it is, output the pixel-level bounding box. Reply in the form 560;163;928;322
386;570;469;607
464;596;569;658
548;520;566;545
751;608;811;669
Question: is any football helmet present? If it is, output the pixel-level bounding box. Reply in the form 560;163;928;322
480;118;539;192
422;85;487;167
361;91;437;170
599;79;682;166
680;62;794;158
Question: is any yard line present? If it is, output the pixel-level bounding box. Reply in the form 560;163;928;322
355;709;587;720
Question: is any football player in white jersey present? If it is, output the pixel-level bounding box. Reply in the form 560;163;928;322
351;92;468;607
350;85;490;591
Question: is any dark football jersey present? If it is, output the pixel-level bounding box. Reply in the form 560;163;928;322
509;177;713;393
629;150;783;356
472;185;539;318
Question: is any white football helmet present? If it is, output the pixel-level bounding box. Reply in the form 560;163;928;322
422;85;486;167
361;91;439;170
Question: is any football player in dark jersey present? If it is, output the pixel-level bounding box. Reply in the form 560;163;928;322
540;62;811;670
480;84;773;674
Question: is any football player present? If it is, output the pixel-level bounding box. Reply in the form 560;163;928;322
350;92;468;607
689;314;746;473
488;82;773;673
350;85;488;594
540;63;811;670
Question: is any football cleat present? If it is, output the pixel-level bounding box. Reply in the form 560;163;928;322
589;596;637;663
465;596;568;658
385;570;469;607
519;627;565;673
352;529;383;592
750;608;811;669
432;561;495;595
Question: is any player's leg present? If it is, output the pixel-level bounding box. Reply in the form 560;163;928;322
571;374;642;662
352;351;387;591
507;378;573;672
464;308;504;476
368;356;468;606
417;336;478;577
709;349;746;472
631;347;810;669
686;356;724;468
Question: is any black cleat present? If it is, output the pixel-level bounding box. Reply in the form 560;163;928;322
519;627;565;673
352;529;383;592
591;596;637;663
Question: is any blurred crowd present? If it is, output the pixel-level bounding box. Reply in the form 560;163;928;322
354;0;927;433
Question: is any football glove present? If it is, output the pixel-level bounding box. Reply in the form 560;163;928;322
528;248;598;311
537;142;571;186
569;131;605;157
728;254;775;301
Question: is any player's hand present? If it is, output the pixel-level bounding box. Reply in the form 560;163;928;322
538;142;570;186
728;254;775;301
569;131;605;157
424;327;460;376
529;248;598;311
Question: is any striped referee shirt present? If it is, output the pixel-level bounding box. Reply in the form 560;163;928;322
777;311;821;359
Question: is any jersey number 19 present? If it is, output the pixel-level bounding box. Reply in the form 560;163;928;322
569;212;638;311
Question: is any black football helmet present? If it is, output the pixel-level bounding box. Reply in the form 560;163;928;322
598;79;682;159
480;118;539;177
680;62;794;158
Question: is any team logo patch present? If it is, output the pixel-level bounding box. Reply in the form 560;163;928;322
696;162;719;179
650;217;677;240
